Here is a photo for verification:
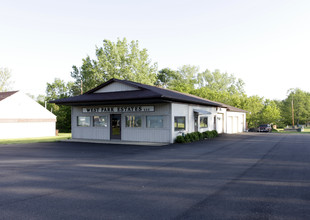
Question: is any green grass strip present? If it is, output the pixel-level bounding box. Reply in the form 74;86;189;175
273;128;310;134
0;133;71;145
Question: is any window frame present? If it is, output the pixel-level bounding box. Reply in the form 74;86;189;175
200;116;208;128
174;116;186;131
93;116;108;127
77;116;91;127
146;115;164;128
125;115;142;128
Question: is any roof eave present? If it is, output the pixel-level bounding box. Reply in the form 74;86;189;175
49;98;172;106
50;96;222;108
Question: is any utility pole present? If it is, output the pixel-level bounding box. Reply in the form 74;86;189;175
292;98;294;128
81;80;83;95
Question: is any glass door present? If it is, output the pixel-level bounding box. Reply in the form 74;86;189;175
194;113;199;132
110;114;121;139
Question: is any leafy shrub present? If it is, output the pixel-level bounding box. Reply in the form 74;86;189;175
212;130;219;137
184;134;191;143
175;135;186;143
185;133;192;142
203;131;211;138
203;130;218;139
202;131;208;139
175;130;219;144
198;132;204;140
191;132;200;141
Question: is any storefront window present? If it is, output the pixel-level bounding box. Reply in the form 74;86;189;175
146;116;164;128
200;117;208;128
174;116;186;131
93;116;107;127
126;116;142;128
77;116;91;127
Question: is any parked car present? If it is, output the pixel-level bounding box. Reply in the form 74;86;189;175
258;124;272;132
248;128;258;132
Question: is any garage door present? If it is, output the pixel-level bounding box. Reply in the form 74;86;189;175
227;116;239;134
239;115;244;133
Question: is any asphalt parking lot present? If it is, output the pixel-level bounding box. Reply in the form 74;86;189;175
0;133;309;220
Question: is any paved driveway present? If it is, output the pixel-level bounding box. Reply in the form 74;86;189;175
0;133;309;220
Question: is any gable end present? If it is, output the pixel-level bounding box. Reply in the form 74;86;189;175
94;81;140;93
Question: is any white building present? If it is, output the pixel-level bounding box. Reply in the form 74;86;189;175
0;91;56;139
51;79;247;144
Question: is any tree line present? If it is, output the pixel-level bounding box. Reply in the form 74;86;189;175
0;67;13;92
23;38;310;131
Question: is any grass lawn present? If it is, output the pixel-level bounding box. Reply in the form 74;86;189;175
0;133;71;145
274;127;310;134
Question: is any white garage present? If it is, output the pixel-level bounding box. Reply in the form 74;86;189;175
0;91;56;139
226;109;246;134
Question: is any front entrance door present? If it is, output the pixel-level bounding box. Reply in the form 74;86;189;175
110;114;121;139
194;113;199;132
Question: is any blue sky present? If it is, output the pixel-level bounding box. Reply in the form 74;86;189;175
1;0;309;100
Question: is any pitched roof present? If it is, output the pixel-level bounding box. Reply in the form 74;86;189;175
50;79;223;107
50;78;247;112
220;103;247;113
0;91;18;102
204;99;248;113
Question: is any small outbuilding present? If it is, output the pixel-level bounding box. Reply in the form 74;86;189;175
51;79;247;144
0;91;56;139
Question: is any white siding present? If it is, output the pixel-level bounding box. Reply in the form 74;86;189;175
239;114;245;133
193;105;218;133
216;108;227;134
72;107;110;140
0;91;56;139
0;122;56;139
94;82;139;93
0;92;56;119
171;103;218;142
226;111;246;134
216;113;224;134
71;103;171;143
122;104;171;143
171;103;189;142
71;101;247;143
227;116;233;134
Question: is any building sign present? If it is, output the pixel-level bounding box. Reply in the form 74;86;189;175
82;106;155;113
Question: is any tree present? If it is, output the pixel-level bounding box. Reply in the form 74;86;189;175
50;38;295;131
198;69;245;95
71;38;158;94
192;87;230;104
188;69;246;108
281;88;310;126
46;78;74;100
41;78;73;132
259;100;281;125
155;68;178;88
242;96;264;128
0;67;13;92
169;65;199;93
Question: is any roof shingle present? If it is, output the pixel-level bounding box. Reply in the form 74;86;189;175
0;91;18;102
50;79;247;112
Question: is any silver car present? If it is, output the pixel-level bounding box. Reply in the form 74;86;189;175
258;124;272;132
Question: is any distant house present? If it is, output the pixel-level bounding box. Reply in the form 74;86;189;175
51;78;247;144
0;91;56;139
